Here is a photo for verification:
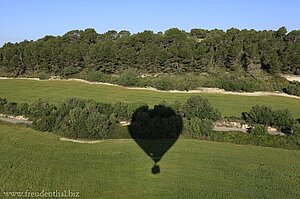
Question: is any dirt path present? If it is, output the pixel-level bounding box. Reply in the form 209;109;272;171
1;77;300;99
59;137;130;144
0;116;32;125
213;126;247;133
281;75;300;82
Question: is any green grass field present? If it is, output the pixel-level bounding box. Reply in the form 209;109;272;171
0;79;300;117
0;122;299;198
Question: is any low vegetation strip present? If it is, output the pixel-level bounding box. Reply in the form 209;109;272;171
1;95;299;150
0;123;299;199
0;79;299;117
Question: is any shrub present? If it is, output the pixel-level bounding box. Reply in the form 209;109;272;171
183;96;221;121
151;76;175;90
17;102;30;116
242;105;274;126
117;68;139;86
283;81;300;96
250;124;268;136
242;105;295;131
62;66;80;77
183;117;214;137
0;97;8;112
29;99;55;117
37;71;50;80
3;102;18;115
112;102;128;120
32;110;58;132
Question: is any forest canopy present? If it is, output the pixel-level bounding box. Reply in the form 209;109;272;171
1;27;299;77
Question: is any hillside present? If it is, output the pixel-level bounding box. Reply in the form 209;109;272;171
1;27;300;94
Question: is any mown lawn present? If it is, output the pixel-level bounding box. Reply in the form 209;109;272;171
0;79;299;117
0;123;299;198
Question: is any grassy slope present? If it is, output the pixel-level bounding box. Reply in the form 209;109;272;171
0;79;300;117
0;123;299;199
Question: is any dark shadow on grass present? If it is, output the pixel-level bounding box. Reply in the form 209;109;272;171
128;105;183;174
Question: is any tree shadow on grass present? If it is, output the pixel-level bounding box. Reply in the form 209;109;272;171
128;105;183;174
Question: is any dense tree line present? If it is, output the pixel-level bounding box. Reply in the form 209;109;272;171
0;27;299;79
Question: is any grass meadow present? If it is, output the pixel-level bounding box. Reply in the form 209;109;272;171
0;122;299;198
0;79;299;117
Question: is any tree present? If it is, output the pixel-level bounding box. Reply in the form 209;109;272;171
242;105;274;126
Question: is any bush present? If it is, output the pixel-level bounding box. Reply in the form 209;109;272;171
86;70;115;83
17;102;30;116
4;102;18;115
183;117;214;137
273;109;294;129
37;71;50;80
283;81;300;96
0;97;8;112
32;110;58;132
62;66;80;77
151;76;175;90
29;99;55;117
250;124;268;136
242;105;295;131
112;102;128;120
183;96;221;121
242;105;274;126
292;122;300;136
117;68;139;86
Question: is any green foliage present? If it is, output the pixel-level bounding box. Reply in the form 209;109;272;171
29;99;55;117
112;102;128;120
151;76;175;90
17;102;30;116
183;96;221;121
250;124;268;136
0;96;299;149
3;102;18;115
69;108;110;139
0;97;7;112
183;117;214;137
292;122;300;136
32;110;57;132
117;68;139;86
62;66;80;77
243;105;295;133
283;81;300;96
243;105;274;126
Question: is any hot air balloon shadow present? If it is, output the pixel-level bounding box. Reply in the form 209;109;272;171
128;105;183;174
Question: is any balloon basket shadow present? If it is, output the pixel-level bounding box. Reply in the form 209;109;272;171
152;163;160;174
132;139;177;174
